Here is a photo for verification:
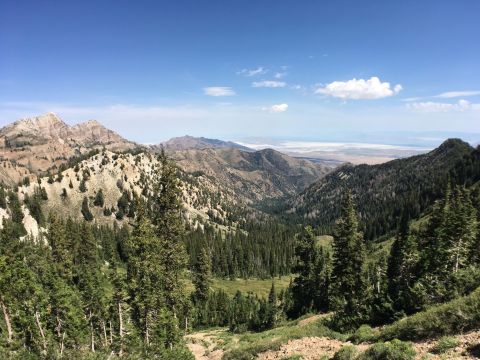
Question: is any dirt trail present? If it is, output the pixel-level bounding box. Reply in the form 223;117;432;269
186;330;224;360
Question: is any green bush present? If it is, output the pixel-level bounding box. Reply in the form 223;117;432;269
359;340;415;360
431;336;459;354
349;325;379;344
333;345;358;360
379;287;480;341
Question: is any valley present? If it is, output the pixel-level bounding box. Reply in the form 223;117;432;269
0;113;479;360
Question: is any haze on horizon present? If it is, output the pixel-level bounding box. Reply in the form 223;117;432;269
1;0;479;145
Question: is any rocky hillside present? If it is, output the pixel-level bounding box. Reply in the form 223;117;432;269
11;150;255;238
0;113;336;231
170;147;334;203
0;113;138;179
288;138;475;239
161;135;251;151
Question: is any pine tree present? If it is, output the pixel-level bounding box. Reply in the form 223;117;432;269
266;282;277;329
81;197;94;221
126;203;164;348
76;223;108;353
386;213;419;316
79;179;87;193
151;149;189;348
48;213;74;282
192;247;212;304
93;189;105;207
289;226;316;316
330;191;367;330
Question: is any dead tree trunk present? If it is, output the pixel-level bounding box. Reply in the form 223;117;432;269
0;299;13;344
89;310;95;353
34;311;47;354
118;302;124;356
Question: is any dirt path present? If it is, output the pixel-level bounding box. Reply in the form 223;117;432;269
186;330;224;360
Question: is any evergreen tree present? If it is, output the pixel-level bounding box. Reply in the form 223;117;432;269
386;213;419;316
126;203;164;348
192;247;212;304
266;282;277;329
330;191;367;330
81;197;94;221
93;189;105;207
289;226;317;316
151;149;189;348
48;213;74;282
79;179;87;193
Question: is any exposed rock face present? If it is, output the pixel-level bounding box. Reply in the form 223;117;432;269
0;113;138;180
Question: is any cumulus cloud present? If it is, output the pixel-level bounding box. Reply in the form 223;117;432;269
263;103;288;113
315;76;402;100
203;87;236;96
407;99;480;112
435;91;480;98
252;80;286;88
237;67;268;77
274;72;287;79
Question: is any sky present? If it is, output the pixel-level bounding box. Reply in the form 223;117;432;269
0;0;479;145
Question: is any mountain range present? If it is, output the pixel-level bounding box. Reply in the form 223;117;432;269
2;112;479;243
0;113;335;233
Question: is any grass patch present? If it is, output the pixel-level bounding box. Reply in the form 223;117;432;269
211;276;292;298
281;355;304;360
430;336;459;354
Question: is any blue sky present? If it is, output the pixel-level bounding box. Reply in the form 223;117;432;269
1;0;479;144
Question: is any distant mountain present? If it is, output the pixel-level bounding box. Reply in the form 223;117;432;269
170;147;334;203
287;138;474;239
0;113;138;180
160;135;252;151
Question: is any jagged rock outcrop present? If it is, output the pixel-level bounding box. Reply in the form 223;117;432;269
0;113;138;179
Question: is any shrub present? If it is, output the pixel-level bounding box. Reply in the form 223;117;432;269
349;325;379;344
359;340;415;360
333;345;358;360
431;336;459;354
79;179;87;192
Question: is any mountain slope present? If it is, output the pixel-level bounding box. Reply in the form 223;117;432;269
0;113;138;178
170;147;334;203
288;139;474;239
14;150;254;234
161;135;252;151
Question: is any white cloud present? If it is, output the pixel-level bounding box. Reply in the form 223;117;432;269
203;87;236;96
407;99;480;112
435;91;480;98
315;76;402;100
263;103;288;113
237;67;268;77
252;80;286;88
274;72;287;79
